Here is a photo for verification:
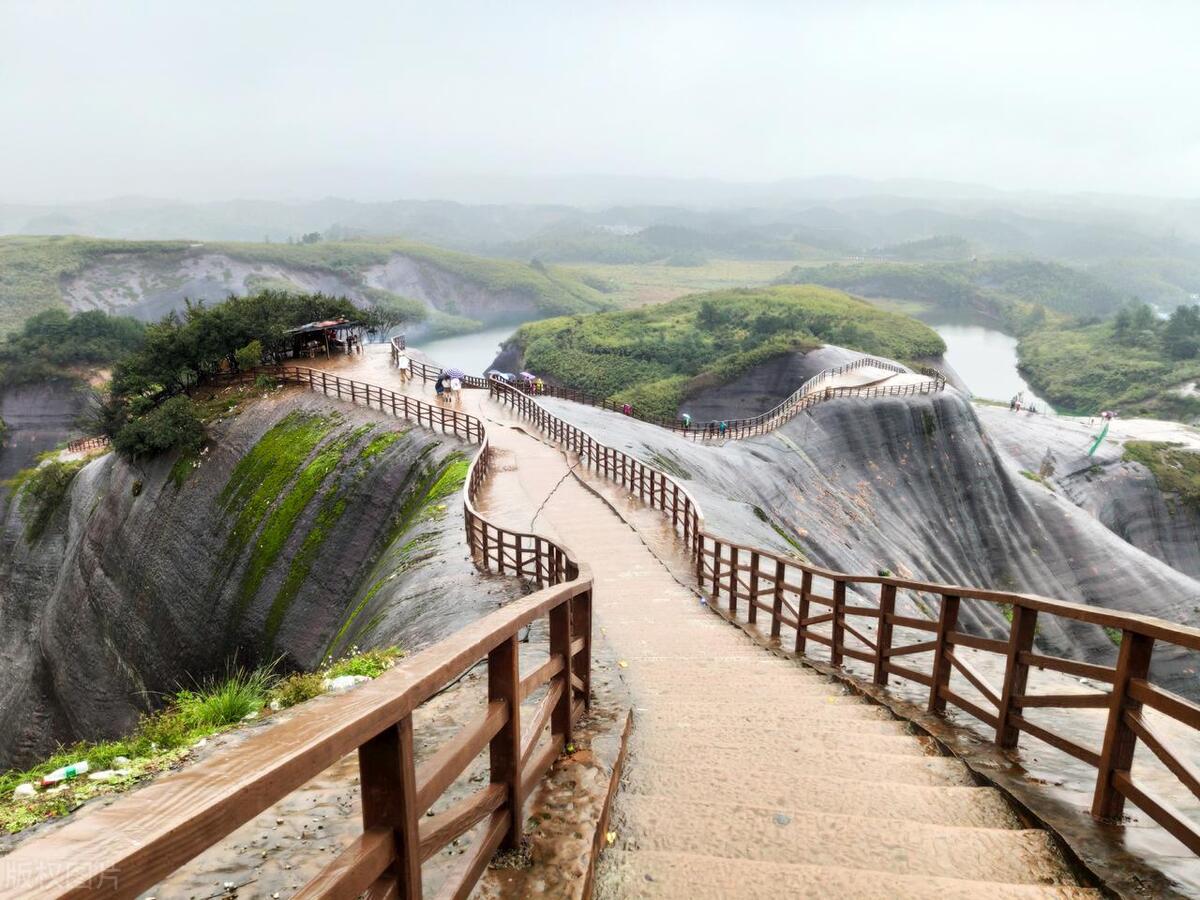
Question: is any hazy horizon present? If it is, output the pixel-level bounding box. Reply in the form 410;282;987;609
4;1;1200;205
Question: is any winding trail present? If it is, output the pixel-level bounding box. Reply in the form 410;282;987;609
322;347;1096;897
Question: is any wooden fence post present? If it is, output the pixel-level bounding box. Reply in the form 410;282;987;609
549;599;573;747
711;541;723;598
489;635;523;851
796;571;812;653
928;594;961;714
1092;631;1155;819
873;583;896;685
727;546;739;615
358;717;422;899
995;605;1038;747
770;559;785;639
747;552;760;625
573;589;593;711
831;580;846;666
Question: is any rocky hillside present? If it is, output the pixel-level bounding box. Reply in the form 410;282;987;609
538;387;1200;694
0;236;608;336
0;386;516;769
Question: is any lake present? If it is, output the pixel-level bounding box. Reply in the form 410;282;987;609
410;324;519;375
926;319;1054;412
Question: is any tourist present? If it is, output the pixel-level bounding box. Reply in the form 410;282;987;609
450;376;463;406
718;420;728;437
396;353;411;381
622;403;632;416
535;377;545;394
681;412;692;430
435;376;446;404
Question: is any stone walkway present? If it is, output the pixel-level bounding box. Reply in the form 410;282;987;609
326;350;1100;898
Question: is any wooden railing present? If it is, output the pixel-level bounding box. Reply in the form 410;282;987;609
474;353;942;441
1;371;591;900
216;365;484;443
489;378;1200;856
66;434;111;453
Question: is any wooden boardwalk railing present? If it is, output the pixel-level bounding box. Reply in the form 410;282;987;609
422;347;943;440
489;377;1200;856
66;435;111;453
0;370;591;900
217;365;484;443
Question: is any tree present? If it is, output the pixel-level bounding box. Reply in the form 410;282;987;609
1113;306;1133;343
300;232;322;244
112;396;205;459
1164;304;1200;359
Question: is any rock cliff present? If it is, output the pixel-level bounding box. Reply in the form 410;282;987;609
539;388;1200;694
0;387;515;769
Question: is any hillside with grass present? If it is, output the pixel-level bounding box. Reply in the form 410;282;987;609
1018;302;1200;419
507;285;945;419
0;235;609;337
778;259;1125;331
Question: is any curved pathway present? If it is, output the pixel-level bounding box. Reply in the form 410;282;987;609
322;348;1095;897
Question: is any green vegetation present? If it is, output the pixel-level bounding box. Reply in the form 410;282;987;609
0;308;144;386
1019;470;1055;490
0;235;607;338
1122;441;1200;509
0;236;191;335
510;285;946;419
0;646;401;834
6;456;91;541
1019;304;1200;417
779;259;1123;328
327;453;468;655
325;646;405;679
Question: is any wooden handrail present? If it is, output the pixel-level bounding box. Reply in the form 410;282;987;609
0;368;591;900
66;435;111;453
488;376;1200;857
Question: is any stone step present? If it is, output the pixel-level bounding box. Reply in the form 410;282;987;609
628;720;933;758
597;850;1100;899
632;707;911;736
631;697;899;723
626;743;974;787
607;797;1082;885
619;764;1020;828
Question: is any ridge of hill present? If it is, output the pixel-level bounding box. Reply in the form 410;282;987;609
0;236;609;336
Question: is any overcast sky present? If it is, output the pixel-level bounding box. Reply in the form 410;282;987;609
2;0;1199;204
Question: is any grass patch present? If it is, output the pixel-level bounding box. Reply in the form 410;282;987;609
6;456;90;541
511;285;945;420
326;646;404;679
0;646;401;834
1019;470;1055;491
1123;441;1200;508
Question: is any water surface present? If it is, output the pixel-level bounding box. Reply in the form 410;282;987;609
413;324;519;375
928;320;1054;412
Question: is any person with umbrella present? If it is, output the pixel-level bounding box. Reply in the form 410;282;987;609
442;367;465;406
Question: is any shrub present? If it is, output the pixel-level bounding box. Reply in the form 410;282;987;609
8;457;87;540
269;672;325;708
234;339;263;371
113;396;205;459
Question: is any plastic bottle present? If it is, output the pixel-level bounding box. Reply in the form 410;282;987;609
41;761;89;786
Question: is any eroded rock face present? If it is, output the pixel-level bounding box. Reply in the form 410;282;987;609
538;389;1200;695
59;250;553;327
0;381;91;480
976;404;1200;581
0;389;515;769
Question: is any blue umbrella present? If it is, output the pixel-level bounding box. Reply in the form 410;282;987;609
442;367;465;379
